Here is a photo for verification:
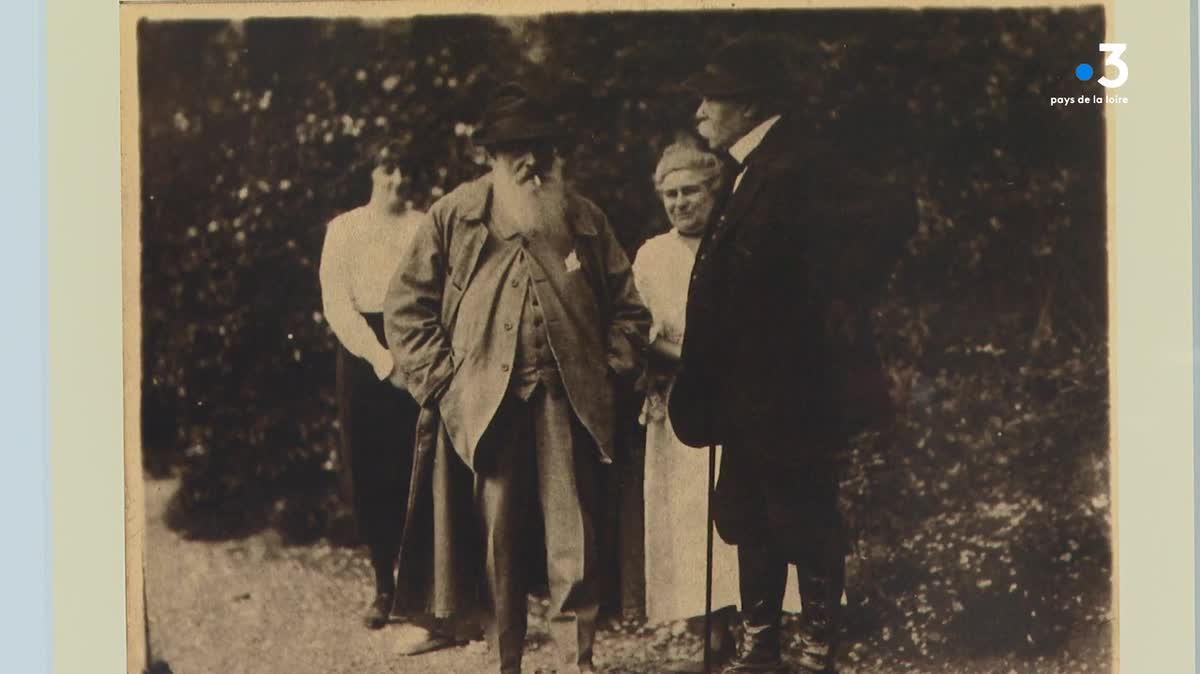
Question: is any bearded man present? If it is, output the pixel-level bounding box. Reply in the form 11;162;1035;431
382;82;650;674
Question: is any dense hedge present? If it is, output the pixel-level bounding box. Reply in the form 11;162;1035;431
139;9;1110;667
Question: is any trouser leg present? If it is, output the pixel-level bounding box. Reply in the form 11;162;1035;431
792;540;845;672
360;541;398;629
716;436;850;673
768;459;846;673
796;540;845;640
475;398;535;674
735;543;788;666
617;438;646;618
532;382;599;670
369;543;398;596
712;443;788;671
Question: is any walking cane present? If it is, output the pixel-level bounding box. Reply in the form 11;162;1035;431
702;439;716;674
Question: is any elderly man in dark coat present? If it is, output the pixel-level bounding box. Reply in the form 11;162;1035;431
669;38;916;673
383;82;650;674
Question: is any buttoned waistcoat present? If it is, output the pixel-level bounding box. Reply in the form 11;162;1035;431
383;173;650;471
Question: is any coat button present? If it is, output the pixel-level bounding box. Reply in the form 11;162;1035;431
501;364;510;372
511;279;519;288
504;321;513;331
533;317;543;327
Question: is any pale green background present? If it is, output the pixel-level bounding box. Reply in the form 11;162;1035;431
1111;0;1196;671
48;1;1194;672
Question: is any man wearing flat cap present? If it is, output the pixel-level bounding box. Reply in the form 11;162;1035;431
383;82;650;674
670;37;916;673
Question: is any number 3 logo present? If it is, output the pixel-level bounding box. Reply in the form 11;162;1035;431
1098;43;1128;88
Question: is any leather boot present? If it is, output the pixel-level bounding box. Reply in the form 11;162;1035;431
364;544;398;630
363;592;394;630
795;571;844;673
722;544;789;674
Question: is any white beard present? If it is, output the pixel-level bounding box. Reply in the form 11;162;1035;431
491;158;569;236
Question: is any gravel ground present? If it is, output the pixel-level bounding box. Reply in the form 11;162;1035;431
144;477;710;674
145;476;1111;673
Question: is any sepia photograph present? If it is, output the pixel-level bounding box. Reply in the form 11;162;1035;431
125;2;1113;672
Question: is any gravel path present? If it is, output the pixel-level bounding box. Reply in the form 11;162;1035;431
144;476;1110;673
144;477;694;674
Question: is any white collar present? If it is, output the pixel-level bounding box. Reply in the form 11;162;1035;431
728;114;782;166
671;227;704;242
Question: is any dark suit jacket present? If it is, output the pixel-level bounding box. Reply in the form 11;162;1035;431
669;116;915;464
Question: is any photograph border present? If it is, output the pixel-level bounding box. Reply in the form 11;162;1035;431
47;1;1194;671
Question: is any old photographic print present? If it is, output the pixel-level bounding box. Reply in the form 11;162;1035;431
124;2;1113;672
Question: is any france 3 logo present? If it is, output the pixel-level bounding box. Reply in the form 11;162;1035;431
1050;43;1128;107
1074;43;1129;89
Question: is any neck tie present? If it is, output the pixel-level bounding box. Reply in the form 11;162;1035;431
732;164;749;194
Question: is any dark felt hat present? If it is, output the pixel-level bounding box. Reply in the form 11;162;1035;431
472;82;565;147
684;36;797;98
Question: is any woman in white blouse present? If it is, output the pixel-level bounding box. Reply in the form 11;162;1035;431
633;140;799;670
319;143;425;633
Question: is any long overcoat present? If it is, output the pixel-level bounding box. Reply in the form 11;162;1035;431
383;174;650;618
669;116;917;465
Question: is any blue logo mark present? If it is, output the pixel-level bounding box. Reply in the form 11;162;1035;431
1075;63;1094;81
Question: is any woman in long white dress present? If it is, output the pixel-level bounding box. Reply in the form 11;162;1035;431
634;141;738;669
634;141;800;670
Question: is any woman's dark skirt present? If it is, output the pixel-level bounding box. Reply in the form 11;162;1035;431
335;313;420;552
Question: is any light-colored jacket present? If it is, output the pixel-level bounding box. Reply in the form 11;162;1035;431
383;173;650;470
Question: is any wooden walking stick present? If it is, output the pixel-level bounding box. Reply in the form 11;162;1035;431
703;440;716;674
